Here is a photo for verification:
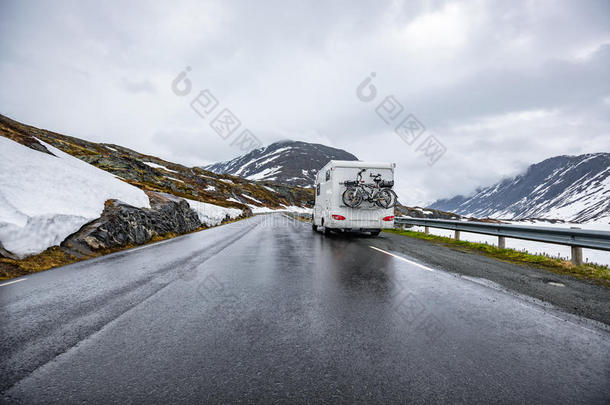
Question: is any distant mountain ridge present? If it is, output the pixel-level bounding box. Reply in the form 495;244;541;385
203;140;358;187
430;153;610;223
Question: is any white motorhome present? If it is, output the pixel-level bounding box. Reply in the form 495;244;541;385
312;160;396;236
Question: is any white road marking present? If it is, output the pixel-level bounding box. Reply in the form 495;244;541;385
0;278;27;287
371;248;608;335
127;238;175;253
369;246;435;272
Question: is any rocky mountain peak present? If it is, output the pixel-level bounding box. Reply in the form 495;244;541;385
203;140;358;187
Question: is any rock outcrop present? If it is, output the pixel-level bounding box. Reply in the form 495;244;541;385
61;192;201;257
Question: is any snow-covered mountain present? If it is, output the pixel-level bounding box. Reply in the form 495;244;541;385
430;153;610;223
204;140;358;187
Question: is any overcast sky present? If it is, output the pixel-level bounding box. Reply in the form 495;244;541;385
1;0;609;205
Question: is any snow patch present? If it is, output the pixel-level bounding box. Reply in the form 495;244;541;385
281;205;313;214
182;198;242;226
143;161;178;173
246;166;281;181
248;205;278;214
242;194;263;204
248;204;312;215
0;137;150;257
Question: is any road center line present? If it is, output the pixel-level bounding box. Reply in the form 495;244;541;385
0;278;27;287
369;246;435;272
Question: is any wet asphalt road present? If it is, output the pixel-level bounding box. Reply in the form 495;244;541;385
1;214;609;404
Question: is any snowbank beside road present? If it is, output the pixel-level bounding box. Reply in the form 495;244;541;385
182;197;242;226
248;204;312;215
0;137;150;257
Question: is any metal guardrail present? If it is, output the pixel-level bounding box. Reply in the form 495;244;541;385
394;217;610;265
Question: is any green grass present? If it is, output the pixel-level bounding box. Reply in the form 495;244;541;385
384;228;610;288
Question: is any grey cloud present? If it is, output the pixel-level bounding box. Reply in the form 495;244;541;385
414;45;610;128
121;78;156;94
0;0;608;205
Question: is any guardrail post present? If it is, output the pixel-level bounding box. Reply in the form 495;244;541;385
571;246;583;266
454;230;460;241
498;236;506;249
424;226;429;235
569;227;583;266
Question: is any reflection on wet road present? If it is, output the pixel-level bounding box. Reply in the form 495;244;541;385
2;215;609;403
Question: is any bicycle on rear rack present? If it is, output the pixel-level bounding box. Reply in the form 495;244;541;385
341;169;397;208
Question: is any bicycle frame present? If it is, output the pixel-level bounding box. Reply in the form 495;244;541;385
358;183;384;202
351;170;385;202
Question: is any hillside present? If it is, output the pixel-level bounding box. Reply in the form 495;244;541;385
204;140;358;187
0;114;313;274
0;115;313;215
430;153;610;223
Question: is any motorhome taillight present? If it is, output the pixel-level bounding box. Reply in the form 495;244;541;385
382;216;394;221
332;214;346;220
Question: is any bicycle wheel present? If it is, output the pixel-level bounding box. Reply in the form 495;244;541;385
376;188;397;208
342;187;363;207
